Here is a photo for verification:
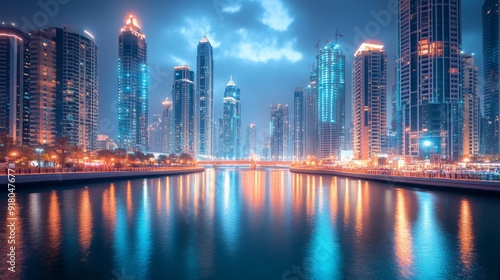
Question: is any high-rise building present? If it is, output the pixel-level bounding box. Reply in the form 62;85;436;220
196;35;214;159
293;88;306;161
161;98;173;153
29;29;57;146
398;0;463;160
172;66;196;155
352;43;387;160
217;117;224;158
0;25;30;144
270;104;289;161
56;27;98;151
118;15;148;152
317;41;346;159
29;27;98;150
305;66;318;158
247;123;256;159
482;0;499;154
222;75;241;159
462;54;480;158
148;114;162;152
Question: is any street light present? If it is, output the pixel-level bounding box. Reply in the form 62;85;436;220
35;148;44;171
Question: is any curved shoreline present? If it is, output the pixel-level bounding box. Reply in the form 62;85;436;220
2;167;205;189
290;167;500;194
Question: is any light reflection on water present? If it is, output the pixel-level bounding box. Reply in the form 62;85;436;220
0;168;499;279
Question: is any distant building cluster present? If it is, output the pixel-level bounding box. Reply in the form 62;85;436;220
290;0;499;162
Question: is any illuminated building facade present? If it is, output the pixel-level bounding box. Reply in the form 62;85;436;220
270;104;289;161
118;15;148;152
28;27;98;150
161;97;172;153
222;75;241;159
353;43;387;160
317;41;345;159
462;54;480;158
293;88;306;161
172;66;195;155
305;67;318;158
196;35;214;159
482;0;499;154
247;123;256;159
0;25;30;144
398;0;463;160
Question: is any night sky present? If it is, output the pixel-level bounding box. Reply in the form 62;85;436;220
1;0;483;144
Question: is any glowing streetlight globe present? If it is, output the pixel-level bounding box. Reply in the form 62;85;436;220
423;140;432;147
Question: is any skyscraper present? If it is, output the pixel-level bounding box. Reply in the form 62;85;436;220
148;114;162;152
29;29;57;146
270;104;289;161
196;35;214;159
305;66;318;158
247;123;256;159
172;66;196;155
293;88;306;161
482;0;499;154
56;27;98;151
462;54;480;158
352;43;387;160
161;97;173;153
28;27;98;150
317;41;345;159
398;0;463;160
222;75;241;159
118;15;148;152
0;25;30;144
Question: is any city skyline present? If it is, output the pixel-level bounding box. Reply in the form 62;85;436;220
0;0;484;146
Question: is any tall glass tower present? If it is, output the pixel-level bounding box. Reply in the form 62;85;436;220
0;25;30;145
196;35;214;159
305;66;318;158
482;0;499;154
222;75;241;159
172;66;196;155
353;43;387;160
317;41;345;159
118;15;148;152
55;27;99;151
270;104;289;161
398;0;462;160
293;88;306;161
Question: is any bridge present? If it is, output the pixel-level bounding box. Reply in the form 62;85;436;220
197;160;292;167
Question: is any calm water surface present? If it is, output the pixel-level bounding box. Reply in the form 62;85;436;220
1;168;500;279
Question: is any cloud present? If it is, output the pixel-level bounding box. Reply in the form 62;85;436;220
179;18;221;48
170;55;187;66
221;1;242;14
231;29;302;63
257;0;293;31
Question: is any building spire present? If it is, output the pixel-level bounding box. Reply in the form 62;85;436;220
227;74;236;87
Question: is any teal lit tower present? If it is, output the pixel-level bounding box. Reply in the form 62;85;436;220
222;75;241;159
317;41;345;159
118;15;148;152
196;35;214;159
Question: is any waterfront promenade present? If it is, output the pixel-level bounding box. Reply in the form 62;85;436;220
290;167;500;194
1;166;205;188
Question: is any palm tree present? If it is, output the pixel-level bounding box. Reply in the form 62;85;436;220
0;133;15;161
52;136;70;165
